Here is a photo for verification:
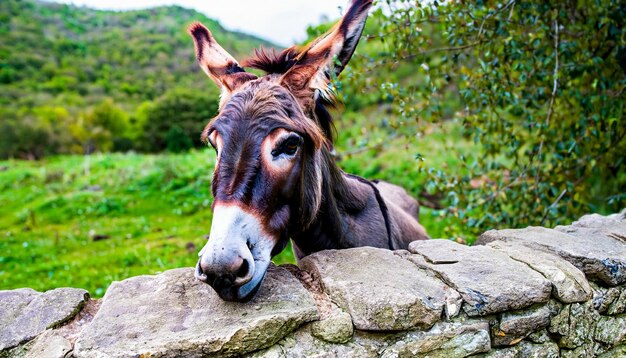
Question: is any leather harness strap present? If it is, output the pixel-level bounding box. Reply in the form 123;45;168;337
345;175;394;250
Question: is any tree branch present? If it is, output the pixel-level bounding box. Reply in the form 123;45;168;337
476;0;517;41
534;16;560;198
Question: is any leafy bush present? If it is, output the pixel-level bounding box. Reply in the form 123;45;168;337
140;88;218;152
342;0;625;237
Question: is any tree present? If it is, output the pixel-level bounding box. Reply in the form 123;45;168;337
342;0;626;238
70;98;129;153
0;117;51;159
140;88;219;152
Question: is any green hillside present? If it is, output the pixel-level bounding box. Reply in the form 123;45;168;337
0;0;273;158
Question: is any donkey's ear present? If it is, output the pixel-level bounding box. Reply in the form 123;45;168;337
188;22;256;97
280;0;373;104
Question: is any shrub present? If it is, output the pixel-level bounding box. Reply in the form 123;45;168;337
343;0;626;238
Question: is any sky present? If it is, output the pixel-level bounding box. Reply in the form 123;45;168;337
52;0;350;47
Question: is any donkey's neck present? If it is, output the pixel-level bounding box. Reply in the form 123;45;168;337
290;149;389;258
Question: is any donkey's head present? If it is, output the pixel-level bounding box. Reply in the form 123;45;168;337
190;0;373;301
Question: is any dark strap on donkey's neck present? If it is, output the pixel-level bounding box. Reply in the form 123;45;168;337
345;174;394;250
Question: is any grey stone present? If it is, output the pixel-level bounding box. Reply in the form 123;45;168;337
299;247;461;331
248;327;390;358
483;341;559;358
594;314;626;346
310;307;354;344
480;226;626;286
408;240;552;316
17;330;72;358
560;343;603;358
609;288;626;315
548;301;599;349
74;265;318;358
527;328;552;344
556;211;626;244
492;304;551;346
381;321;491;358
599;344;626;357
0;287;88;350
592;283;626;316
487;241;592;303
592;283;624;314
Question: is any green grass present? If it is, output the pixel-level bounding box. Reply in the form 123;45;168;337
0;116;475;296
0;152;223;296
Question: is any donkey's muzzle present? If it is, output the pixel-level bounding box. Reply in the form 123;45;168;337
195;204;274;302
195;253;254;301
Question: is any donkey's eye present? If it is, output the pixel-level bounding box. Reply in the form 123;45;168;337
207;130;219;153
272;134;302;158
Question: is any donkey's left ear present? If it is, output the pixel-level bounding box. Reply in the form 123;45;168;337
188;22;257;100
280;0;373;105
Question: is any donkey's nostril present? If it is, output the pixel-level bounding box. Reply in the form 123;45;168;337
237;258;250;279
195;260;208;282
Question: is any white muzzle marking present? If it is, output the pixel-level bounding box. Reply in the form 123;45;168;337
197;205;275;297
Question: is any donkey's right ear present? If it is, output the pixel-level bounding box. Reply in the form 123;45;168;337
280;0;373;108
188;22;256;99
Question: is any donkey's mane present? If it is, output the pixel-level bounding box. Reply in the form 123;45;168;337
243;47;338;143
243;47;300;75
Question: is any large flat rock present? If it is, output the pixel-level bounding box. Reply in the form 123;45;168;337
408;240;552;316
556;211;626;243
299;247;461;331
480;226;626;286
487;241;592;303
0;287;88;351
74;265;318;358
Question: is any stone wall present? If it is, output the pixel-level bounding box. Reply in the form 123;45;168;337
1;210;625;357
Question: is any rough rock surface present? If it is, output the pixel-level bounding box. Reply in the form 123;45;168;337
408;240;552;316
557;211;626;243
0;287;88;351
2;210;626;358
381;321;491;358
483;341;559;358
487;241;592;303
248;326;389;358
594;314;626;346
310;307;354;344
299;247;461;331
548;300;600;349
480;226;626;286
492;304;551;346
592;282;626;315
10;330;72;358
74;265;318;358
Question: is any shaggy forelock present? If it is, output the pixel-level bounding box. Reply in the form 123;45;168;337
203;80;326;150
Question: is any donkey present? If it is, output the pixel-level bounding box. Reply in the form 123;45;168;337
189;0;429;302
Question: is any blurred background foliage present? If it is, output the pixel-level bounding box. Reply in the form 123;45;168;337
0;0;267;158
337;0;625;237
0;0;624;294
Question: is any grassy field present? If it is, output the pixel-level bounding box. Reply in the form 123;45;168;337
0;114;475;296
